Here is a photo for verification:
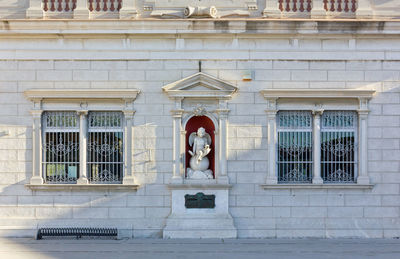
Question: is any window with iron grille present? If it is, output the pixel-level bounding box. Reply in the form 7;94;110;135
277;111;313;183
88;112;124;184
42;111;80;184
276;110;358;184
321;111;357;183
42;111;124;184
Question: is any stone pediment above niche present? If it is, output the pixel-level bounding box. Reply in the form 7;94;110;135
162;72;237;99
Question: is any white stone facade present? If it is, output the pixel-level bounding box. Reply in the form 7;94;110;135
0;0;400;239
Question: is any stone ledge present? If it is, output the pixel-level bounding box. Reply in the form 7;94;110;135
24;89;140;101
260;89;375;100
260;184;374;189
25;184;140;191
1;20;400;36
168;183;232;190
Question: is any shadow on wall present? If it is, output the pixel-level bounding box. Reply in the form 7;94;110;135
0;119;171;239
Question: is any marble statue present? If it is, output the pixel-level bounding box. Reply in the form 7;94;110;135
187;127;213;179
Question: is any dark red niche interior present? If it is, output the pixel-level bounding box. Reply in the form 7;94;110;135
185;116;215;178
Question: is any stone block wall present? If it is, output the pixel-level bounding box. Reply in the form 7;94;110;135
0;29;399;238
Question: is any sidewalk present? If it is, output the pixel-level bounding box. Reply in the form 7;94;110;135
1;238;400;259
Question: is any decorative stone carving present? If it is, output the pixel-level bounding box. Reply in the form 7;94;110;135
184;6;218;18
193;105;207;116
187;127;213;179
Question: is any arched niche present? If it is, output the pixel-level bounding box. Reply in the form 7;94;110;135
184;115;216;178
162;72;237;184
162;73;238;238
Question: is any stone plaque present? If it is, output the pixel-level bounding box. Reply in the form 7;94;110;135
185;192;215;209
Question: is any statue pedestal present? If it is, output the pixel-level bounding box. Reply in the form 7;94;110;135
163;181;237;238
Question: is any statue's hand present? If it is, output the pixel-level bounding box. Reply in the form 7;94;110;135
188;150;194;156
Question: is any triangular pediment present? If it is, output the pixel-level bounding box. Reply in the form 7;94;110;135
163;72;237;99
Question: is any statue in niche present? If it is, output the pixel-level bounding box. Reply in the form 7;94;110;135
187;127;213;179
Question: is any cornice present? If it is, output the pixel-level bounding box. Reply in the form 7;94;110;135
2;20;400;36
260;89;375;100
24;89;141;101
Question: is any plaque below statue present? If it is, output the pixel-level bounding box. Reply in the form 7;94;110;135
187;127;213;179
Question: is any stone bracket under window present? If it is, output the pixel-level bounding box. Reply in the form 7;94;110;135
259;89;375;188
24;89;140;190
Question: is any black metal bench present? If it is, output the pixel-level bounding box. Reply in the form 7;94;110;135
36;227;118;240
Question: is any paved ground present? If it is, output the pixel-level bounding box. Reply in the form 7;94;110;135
1;238;400;259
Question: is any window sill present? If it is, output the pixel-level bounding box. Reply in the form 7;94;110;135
25;184;140;191
260;184;374;189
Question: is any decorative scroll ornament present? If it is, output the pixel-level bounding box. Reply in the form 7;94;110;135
279;144;311;158
282;168;308;182
44;135;79;156
321;141;354;157
184;6;218;18
88;140;121;156
90;169;121;183
325;169;353;182
193;105;207;116
46;175;77;183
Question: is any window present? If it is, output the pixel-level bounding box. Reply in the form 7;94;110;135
24;89;140;189
42;111;124;184
88;111;124;184
43;111;80;184
277;110;358;184
321;111;357;183
260;89;375;187
277;111;313;183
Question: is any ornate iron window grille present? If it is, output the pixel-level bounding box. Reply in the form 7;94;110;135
42;111;80;184
321;111;357;183
277;111;313;183
87;111;124;184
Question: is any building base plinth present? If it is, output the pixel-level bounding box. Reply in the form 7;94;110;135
163;215;237;239
163;186;237;239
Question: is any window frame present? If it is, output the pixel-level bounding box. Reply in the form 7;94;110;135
320;110;358;183
24;89;140;190
42;111;80;184
276;110;314;183
260;89;375;189
87;111;125;184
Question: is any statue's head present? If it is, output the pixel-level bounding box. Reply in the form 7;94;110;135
197;127;206;137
